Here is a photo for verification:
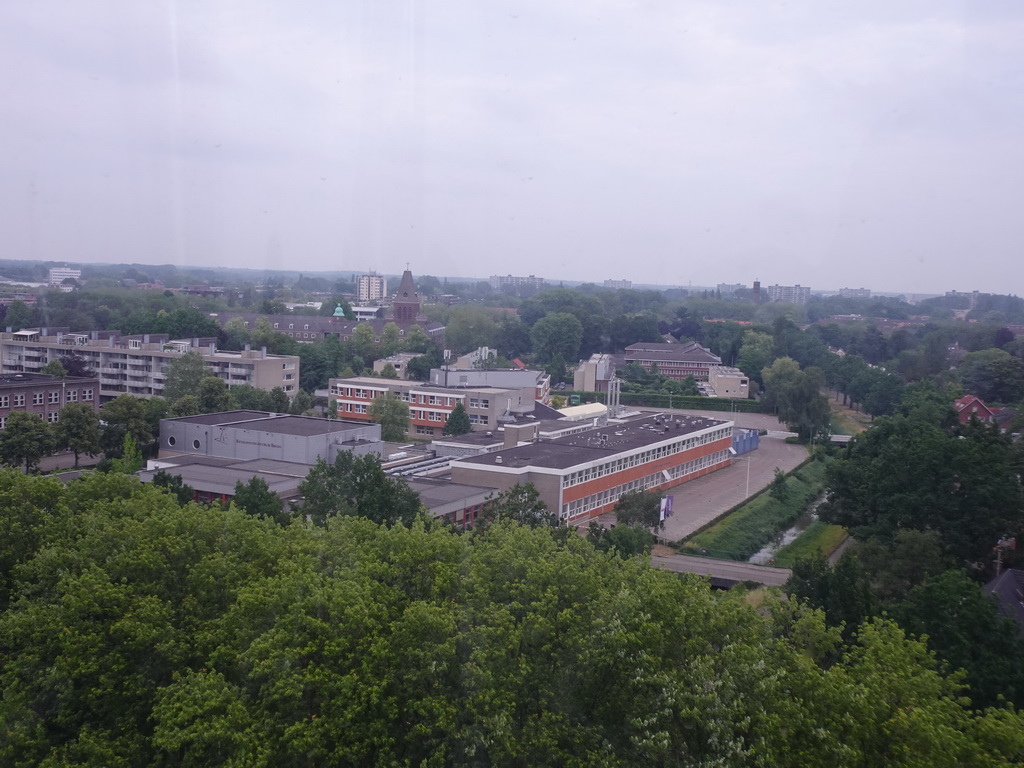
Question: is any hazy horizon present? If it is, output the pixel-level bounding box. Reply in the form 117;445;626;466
2;2;1021;295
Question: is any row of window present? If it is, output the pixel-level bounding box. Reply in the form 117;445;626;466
0;389;93;409
561;427;732;488
561;449;731;520
0;410;64;429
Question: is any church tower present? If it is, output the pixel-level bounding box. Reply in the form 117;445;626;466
392;269;420;323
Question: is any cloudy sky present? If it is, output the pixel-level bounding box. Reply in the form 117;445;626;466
1;1;1021;294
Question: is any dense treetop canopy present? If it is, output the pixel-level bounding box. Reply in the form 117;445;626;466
1;470;1023;766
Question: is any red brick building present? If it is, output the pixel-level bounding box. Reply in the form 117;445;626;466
450;413;734;525
0;372;100;430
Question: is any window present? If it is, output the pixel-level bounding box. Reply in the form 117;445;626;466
167;436;176;446
47;411;59;423
0;417;5;429
33;393;44;405
288;323;294;329
428;412;442;422
192;439;201;449
0;395;7;407
273;323;279;329
66;390;78;402
14;394;25;407
354;404;367;414
48;391;60;403
303;324;309;330
129;339;141;349
82;389;93;400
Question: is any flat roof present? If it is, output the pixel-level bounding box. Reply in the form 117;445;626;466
405;477;495;508
141;464;303;497
167;410;274;426
455;414;730;471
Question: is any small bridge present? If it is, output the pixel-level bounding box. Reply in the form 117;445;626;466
651;554;792;587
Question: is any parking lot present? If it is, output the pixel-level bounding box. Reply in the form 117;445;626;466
592;408;810;542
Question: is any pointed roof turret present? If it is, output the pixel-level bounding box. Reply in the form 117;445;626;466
392;269;421;323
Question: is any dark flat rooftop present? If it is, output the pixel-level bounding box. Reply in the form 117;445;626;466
236;415;370;437
406;477;495;507
170;410;274;425
455;414;729;471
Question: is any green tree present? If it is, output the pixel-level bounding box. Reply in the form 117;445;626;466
442;402;472;436
168;394;201;418
370;392;409;441
232;476;288;525
378;362;399;379
821;414;1024;564
163;351;208;403
443;305;499;354
488;482;557;527
54;402;100;467
267;386;290;413
289;389;313;415
893;569;1024;708
0;411;54;472
298;451;421;527
614;489;664;529
587;521;655;557
762;356;831;440
3;299;36;331
327;398;338;420
736;330;775;385
99;394;152;457
111;433;144;474
769;467;788;501
151;469;194;506
197;376;234;413
530;312;584;364
41;359;68;378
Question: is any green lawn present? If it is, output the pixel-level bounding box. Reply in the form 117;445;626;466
772;522;848;568
680;459;828;561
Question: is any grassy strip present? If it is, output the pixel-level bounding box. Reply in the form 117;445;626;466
772;522;848;568
679;459;828;561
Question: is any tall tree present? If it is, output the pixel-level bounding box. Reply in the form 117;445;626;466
163;351;208;403
614;489;664;530
99;394;152;457
0;411;54;472
232;476;288;525
370;392;409;441
197;376;234;413
40;359;68;378
442;402;472;436
54;402;100;467
488;482;557;528
530;312;584;364
298;452;421;527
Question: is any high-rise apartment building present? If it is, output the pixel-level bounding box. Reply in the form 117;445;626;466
357;272;387;303
766;284;811;304
603;279;632;290
489;274;545;291
838;287;871;299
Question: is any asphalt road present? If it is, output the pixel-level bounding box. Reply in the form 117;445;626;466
650;554;792;587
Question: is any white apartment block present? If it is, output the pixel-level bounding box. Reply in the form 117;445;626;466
766;284;811;304
48;266;82;292
357;273;388;303
0;329;299;402
603;279;632;290
489;274;545;291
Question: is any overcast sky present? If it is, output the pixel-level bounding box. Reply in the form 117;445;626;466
1;1;1021;294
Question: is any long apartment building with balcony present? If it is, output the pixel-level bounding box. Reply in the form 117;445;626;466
328;375;539;439
0;328;299;402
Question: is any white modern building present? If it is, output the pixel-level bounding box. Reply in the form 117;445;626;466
48;266;81;291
